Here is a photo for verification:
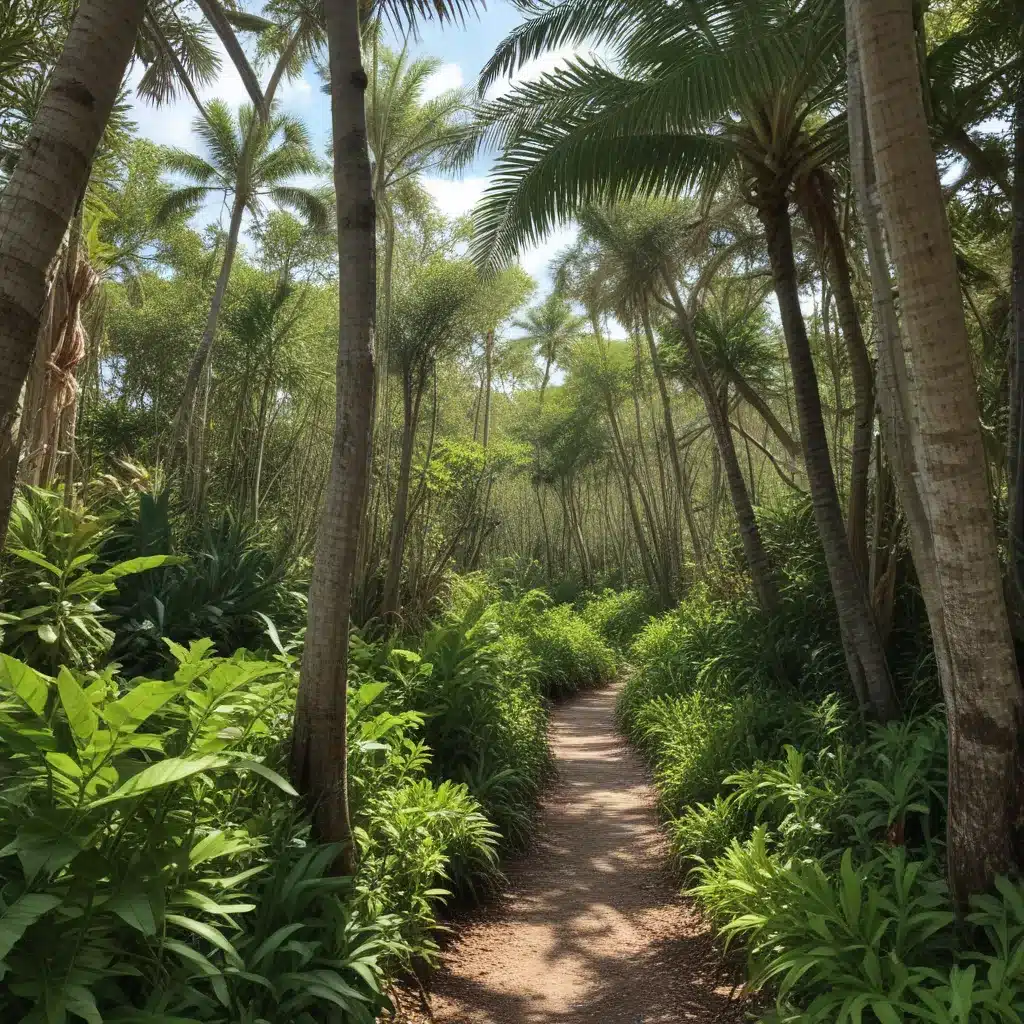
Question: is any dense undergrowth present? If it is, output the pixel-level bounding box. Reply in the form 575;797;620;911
619;499;1024;1022
0;485;618;1022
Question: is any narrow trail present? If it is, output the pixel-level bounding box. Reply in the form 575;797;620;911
408;682;747;1023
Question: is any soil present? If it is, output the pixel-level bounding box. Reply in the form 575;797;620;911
394;682;749;1024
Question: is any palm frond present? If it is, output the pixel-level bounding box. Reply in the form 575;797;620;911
192;0;269;119
269;185;332;230
161;147;221;184
155;185;211;225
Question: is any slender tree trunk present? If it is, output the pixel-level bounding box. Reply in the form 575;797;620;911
380;374;421;618
854;0;1024;902
666;280;778;612
292;0;375;869
642;305;703;567
1008;63;1024;630
173;192;246;481
758;196;899;721
0;0;145;540
799;172;875;579
727;366;801;461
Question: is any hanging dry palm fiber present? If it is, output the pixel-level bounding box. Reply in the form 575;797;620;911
19;254;98;487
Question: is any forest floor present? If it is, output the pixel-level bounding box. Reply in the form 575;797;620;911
393;682;748;1023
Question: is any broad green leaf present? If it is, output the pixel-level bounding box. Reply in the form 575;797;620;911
87;755;230;807
249;922;306;967
229;757;299;796
100;679;184;733
63;983;102;1024
65;555;182;596
106;891;158;936
37;623;58;645
10;548;62;575
0;893;61;960
0;654;49;715
57;668;98;745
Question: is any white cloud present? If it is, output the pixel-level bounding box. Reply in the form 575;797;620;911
519;223;578;284
421;175;488;219
421;62;465;101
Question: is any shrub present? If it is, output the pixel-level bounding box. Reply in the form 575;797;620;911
581;587;653;651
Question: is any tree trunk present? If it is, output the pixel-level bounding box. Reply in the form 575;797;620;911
1008;63;1024;631
380;373;421;618
727;365;801;462
758;196;899;721
666;279;779;612
292;0;375;870
173;191;246;489
642;305;703;568
0;0;145;540
799;172;875;579
854;0;1024;903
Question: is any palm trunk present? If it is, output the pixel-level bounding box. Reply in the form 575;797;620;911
641;305;703;568
758;196;899;721
799;173;875;579
854;0;1024;903
727;366;800;461
1008;63;1024;629
173;191;246;479
0;0;145;540
666;279;778;612
292;0;375;868
380;373;421;618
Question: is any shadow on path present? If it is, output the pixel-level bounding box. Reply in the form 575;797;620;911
408;683;748;1024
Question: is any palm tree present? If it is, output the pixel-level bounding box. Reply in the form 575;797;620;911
512;291;584;406
852;0;1024;905
0;0;271;543
293;0;480;865
467;0;897;718
0;0;148;545
158;100;328;490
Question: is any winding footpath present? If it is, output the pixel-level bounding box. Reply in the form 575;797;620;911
403;682;748;1023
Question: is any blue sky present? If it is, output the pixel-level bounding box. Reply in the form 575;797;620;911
126;2;587;288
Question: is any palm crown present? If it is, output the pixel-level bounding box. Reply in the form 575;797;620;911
158;100;329;230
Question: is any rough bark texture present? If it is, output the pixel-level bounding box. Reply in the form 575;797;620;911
667;280;778;613
759;198;899;722
1009;65;1024;630
854;0;1024;902
799;173;875;580
292;0;375;867
0;0;146;540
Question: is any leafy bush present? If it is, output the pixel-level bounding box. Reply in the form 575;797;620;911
581;587;653;651
495;591;615;698
619;498;1017;1022
0;637;500;1021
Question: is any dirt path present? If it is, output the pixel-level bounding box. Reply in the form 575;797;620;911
408;682;747;1024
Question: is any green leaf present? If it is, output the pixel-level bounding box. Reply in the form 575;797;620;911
100;679;184;733
87;755;230;807
0;654;50;715
37;623;59;645
166;913;242;966
64;983;103;1024
0;893;61;960
57;668;98;746
229;757;299;796
65;555;182;596
106;891;158;936
10;548;62;575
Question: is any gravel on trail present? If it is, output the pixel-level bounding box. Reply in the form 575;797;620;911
394;681;749;1024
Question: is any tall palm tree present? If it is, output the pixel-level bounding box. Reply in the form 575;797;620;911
512;291;584;405
467;0;897;718
158;100;328;489
294;0;480;865
0;0;147;545
852;0;1024;906
0;0;270;542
